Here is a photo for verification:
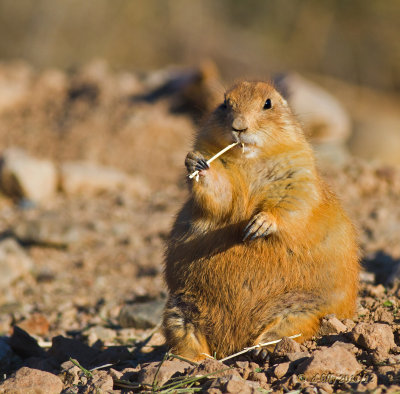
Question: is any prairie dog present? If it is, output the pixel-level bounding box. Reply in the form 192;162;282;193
163;81;359;361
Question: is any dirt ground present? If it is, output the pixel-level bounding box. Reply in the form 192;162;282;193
1;60;400;393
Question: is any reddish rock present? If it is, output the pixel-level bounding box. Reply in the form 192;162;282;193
234;360;249;370
0;367;63;393
319;315;347;335
372;347;390;363
223;375;254;394
286;374;301;389
273;337;301;357
374;307;394;324
364;373;378;390
286;351;310;362
247;371;268;385
206;389;222;394
138;360;190;387
60;360;82;386
368;284;386;297
18;313;50;337
91;370;113;391
297;346;362;380
191;358;240;378
315;382;334;393
351;323;396;354
274;362;291;379
342;319;356;331
331;341;357;353
234;360;250;379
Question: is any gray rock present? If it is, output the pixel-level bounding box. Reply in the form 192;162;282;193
0;148;57;203
118;299;165;329
13;212;81;247
60;161;149;197
0;237;33;289
274;73;351;144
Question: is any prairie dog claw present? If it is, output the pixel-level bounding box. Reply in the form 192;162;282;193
243;212;277;241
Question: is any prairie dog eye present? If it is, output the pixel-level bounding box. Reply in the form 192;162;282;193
263;99;272;110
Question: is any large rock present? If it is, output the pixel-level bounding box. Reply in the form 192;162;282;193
60;161;148;197
0;238;33;289
297;346;362;380
0;367;63;393
274;73;351;144
0;148;57;203
351;322;396;354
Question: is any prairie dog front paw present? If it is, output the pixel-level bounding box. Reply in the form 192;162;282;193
185;151;210;176
243;212;277;241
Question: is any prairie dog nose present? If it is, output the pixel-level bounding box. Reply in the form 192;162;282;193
232;116;248;132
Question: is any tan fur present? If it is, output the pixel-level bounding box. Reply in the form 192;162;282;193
163;81;359;361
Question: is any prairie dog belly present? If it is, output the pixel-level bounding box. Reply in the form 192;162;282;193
162;81;359;361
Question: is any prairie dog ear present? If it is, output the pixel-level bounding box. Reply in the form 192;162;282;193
272;73;291;100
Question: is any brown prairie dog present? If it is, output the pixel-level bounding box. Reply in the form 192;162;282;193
163;81;359;361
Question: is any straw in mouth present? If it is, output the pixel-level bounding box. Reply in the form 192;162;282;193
188;141;241;182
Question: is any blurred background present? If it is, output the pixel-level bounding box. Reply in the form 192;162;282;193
1;0;400;166
0;0;399;90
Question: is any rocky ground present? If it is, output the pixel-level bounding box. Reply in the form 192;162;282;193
1;60;400;393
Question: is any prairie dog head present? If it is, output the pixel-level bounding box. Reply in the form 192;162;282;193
201;81;304;157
